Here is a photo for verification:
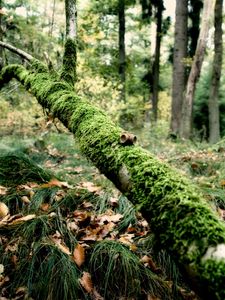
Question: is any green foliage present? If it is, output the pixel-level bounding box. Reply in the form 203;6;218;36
0;151;52;186
90;240;170;299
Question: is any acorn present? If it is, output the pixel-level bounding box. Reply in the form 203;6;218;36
0;202;9;219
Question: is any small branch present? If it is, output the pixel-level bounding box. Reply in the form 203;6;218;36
0;41;34;62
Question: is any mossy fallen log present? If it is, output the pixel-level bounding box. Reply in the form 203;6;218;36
1;60;225;299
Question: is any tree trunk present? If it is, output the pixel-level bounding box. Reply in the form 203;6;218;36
179;0;216;139
1;46;225;298
208;0;223;144
118;0;126;102
60;0;77;86
151;2;163;122
170;0;188;135
0;0;4;69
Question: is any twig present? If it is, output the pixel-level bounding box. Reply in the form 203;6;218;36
0;41;34;62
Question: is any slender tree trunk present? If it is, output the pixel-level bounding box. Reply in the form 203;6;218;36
179;0;216;139
151;2;163;122
0;0;4;69
49;0;56;37
170;0;188;135
208;0;223;144
118;0;126;102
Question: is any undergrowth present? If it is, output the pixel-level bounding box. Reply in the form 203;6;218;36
1;127;225;299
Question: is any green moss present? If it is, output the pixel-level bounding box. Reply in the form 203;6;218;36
60;38;77;86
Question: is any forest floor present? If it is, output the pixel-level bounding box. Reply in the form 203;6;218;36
1;120;225;300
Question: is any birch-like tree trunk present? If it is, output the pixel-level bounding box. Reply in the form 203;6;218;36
170;0;188;135
151;1;163;122
208;0;223;144
118;0;126;102
179;0;216;139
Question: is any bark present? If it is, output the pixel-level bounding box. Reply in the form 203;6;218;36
118;0;126;102
0;0;4;69
179;0;216;139
208;0;223;144
1;43;225;298
170;0;188;135
151;2;163;122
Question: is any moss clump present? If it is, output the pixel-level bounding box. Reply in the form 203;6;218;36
60;38;77;86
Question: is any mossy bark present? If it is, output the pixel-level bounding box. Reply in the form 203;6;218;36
1;61;225;299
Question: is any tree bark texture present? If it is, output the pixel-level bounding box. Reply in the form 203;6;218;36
151;2;163;122
118;0;126;102
208;0;223;144
179;0;216;139
170;0;188;135
0;0;4;69
1;52;225;298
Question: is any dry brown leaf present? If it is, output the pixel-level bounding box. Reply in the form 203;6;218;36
67;221;79;232
109;197;119;207
79;272;93;293
79;181;102;193
0;203;9;219
0;186;8;195
73;243;85;267
41;178;72;189
129;244;138;252
73;210;91;226
140;255;158;272
98;213;123;225
80;201;93;209
40;203;50;211
55;242;71;255
10;214;36;225
21;196;31;204
54;190;66;202
73;166;84;173
118;233;135;246
0;264;4;274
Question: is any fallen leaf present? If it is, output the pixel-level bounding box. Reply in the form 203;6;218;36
0;264;4;274
73;210;91;226
73;166;84;173
41;178;72;189
21;196;31;204
73;243;85;267
140;255;158;272
98;213;123;225
53;241;71;255
79;181;102;193
40;203;50;211
108;197;119;207
0;186;8;195
0;203;9;219
10;214;36;225
79;272;93;293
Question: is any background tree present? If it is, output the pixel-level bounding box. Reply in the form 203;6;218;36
208;0;223;144
118;0;126;102
170;0;188;135
180;0;216;139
